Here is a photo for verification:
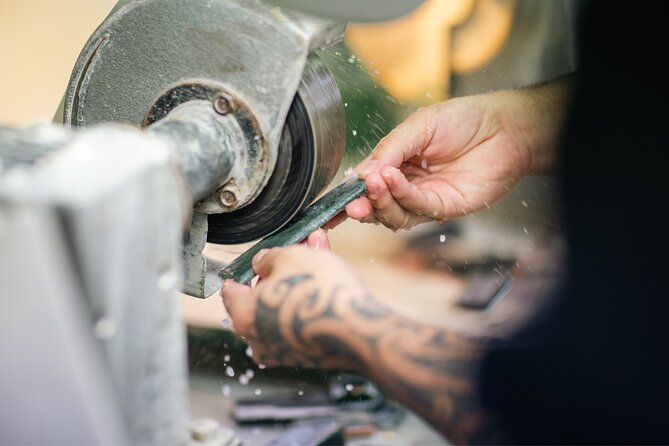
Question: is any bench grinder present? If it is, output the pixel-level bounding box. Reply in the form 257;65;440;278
0;0;422;444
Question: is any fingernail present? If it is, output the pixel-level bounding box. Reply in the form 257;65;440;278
253;249;269;264
310;230;328;250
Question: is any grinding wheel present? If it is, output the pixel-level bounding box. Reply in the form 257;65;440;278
207;55;345;244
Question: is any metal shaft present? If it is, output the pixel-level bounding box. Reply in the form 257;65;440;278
148;101;245;203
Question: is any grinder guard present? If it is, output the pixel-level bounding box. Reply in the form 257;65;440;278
62;0;347;297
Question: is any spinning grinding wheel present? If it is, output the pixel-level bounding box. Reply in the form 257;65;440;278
207;56;345;244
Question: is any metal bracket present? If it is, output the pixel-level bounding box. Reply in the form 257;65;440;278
182;212;226;298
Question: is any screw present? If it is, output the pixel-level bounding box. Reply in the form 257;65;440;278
219;189;237;207
213;94;234;115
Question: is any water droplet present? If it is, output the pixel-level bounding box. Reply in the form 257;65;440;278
439;234;446;243
245;346;253;358
221;318;231;328
521;200;528;208
224;354;231;362
258;364;266;369
298;390;304;396
421;159;428;169
345;384;354;391
239;375;250;385
352;130;357;136
222;384;231;396
226;366;235;377
246;369;255;379
254;388;262;396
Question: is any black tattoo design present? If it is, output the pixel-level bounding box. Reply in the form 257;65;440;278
252;273;503;443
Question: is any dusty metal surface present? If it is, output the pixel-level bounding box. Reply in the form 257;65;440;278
0;125;71;171
0;205;129;445
0;125;190;445
145;81;269;212
148;100;255;205
182;211;227;299
264;0;425;23
62;0;344;200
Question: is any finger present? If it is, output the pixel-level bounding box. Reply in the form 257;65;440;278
368;111;434;168
366;171;422;229
220;280;256;336
399;163;429;180
306;229;330;250
252;247;286;278
300;226;333;247
346;197;374;220
220;279;252;305
250;248;270;276
381;165;454;218
322;211;348;230
356;158;384;177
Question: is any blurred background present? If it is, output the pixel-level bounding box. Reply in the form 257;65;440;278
1;0;577;443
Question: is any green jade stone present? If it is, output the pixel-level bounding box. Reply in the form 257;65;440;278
219;177;367;284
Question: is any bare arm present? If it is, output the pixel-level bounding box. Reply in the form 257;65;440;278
347;76;573;229
494;75;573;174
222;246;504;443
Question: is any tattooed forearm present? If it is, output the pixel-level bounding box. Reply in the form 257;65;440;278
252;274;504;444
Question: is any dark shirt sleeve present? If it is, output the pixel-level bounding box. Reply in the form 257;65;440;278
481;2;669;443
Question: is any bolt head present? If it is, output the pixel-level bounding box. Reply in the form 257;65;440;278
213;94;234;115
219;189;237;207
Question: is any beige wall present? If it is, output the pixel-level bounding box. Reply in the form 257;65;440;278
0;0;117;125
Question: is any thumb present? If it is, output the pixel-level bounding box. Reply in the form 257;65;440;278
220;280;256;337
252;247;287;278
